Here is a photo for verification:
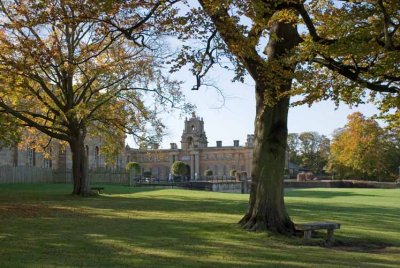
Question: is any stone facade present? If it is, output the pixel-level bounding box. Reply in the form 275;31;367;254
0;113;253;180
126;113;254;180
0;137;115;171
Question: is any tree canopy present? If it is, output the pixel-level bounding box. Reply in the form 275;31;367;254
0;0;188;194
327;112;400;181
171;161;187;177
288;132;330;174
165;0;399;233
126;162;141;173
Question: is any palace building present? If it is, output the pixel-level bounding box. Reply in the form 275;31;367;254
125;113;254;180
0;113;254;180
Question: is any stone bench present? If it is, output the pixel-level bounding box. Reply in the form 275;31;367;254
90;187;104;194
295;222;340;245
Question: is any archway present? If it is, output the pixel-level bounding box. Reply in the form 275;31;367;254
185;164;191;181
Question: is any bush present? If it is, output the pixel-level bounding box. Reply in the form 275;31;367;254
171;161;187;176
125;162;141;173
204;169;213;177
230;169;237;177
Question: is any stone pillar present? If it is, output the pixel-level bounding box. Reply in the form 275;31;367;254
191;154;195;180
194;152;200;180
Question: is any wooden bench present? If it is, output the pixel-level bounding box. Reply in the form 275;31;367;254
295;222;340;245
90;187;104;194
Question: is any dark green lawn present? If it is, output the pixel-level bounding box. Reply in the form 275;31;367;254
0;184;399;267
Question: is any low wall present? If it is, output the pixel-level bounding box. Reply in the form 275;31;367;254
211;182;243;193
284;180;398;189
174;180;398;193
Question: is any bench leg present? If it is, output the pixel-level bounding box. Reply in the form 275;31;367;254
304;230;312;240
326;229;335;246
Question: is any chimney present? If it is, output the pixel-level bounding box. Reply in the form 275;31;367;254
233;140;239;147
216;141;222;147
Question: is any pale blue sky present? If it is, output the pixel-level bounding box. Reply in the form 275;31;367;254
127;67;379;149
127;1;380;149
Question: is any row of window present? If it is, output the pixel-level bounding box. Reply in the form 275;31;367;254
129;152;248;163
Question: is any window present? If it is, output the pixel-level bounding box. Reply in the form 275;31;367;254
44;148;52;169
28;148;35;167
44;158;52;169
116;155;120;169
94;146;99;168
13;146;18;167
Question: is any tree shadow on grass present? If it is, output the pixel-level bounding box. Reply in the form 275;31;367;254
1;186;400;267
1;209;399;268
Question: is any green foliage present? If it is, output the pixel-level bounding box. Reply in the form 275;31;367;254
0;114;20;148
292;0;399;115
229;169;237;177
287;132;330;174
125;162;141;173
171;161;187;176
204;169;213;177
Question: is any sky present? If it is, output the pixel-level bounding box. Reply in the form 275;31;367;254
127;1;381;149
127;66;380;149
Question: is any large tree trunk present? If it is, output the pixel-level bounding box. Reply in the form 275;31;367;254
69;132;90;196
239;84;294;234
239;22;301;234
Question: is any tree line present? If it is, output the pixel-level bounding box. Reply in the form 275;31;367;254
289;112;400;182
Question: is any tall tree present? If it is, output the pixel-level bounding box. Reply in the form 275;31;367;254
186;1;302;233
0;0;186;195
287;133;301;166
328;112;399;181
118;0;399;234
298;132;330;174
185;0;399;233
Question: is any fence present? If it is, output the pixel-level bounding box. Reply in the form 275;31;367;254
0;166;53;184
0;166;129;185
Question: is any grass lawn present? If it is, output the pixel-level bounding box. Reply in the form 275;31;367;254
0;184;399;267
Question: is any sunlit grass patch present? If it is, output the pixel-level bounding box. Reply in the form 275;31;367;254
0;184;399;267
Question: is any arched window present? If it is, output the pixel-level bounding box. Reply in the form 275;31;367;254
94;146;99;168
187;136;193;148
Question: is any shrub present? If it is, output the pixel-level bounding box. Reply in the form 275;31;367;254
204;169;213;177
125;162;141;173
171;161;187;176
